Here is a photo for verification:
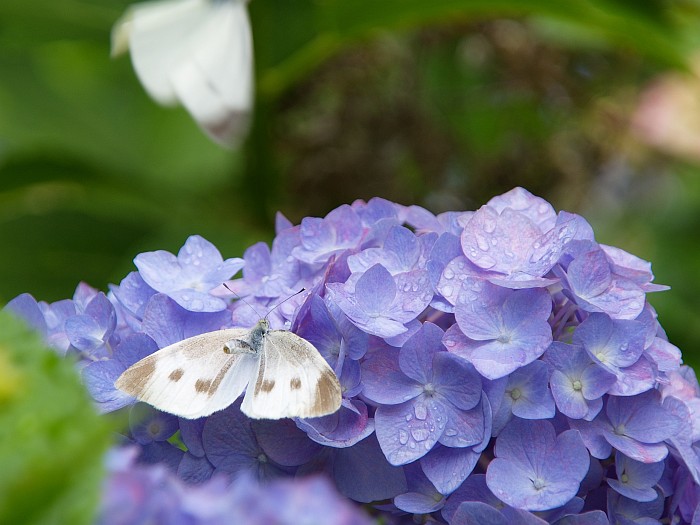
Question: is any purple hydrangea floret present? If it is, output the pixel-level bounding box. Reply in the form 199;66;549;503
6;187;700;524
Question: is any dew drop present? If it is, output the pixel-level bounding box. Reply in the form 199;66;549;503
445;428;457;437
425;441;433;450
444;339;456;348
405;413;413;422
191;299;203;311
409;442;416;449
410;427;431;442
444;268;455;280
476;235;490;252
399;429;409;445
483;219;496;233
414;404;428;420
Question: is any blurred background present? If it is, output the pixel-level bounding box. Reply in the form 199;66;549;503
1;0;699;365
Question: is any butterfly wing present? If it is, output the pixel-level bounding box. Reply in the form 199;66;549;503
113;0;214;104
113;0;253;145
115;328;258;419
240;331;342;419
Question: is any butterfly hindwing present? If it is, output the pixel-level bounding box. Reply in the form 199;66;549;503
115;328;258;419
240;330;342;419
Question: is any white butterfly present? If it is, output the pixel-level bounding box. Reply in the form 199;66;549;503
112;0;253;146
115;318;342;419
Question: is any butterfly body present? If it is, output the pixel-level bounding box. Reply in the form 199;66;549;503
115;319;342;420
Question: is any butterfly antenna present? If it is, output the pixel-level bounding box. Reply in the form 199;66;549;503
222;283;263;319
264;288;306;319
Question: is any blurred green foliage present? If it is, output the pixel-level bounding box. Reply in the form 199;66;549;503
0;311;113;525
1;0;699;363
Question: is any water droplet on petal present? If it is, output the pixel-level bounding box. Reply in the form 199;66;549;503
425;441;433;450
410;427;431;442
398;429;409;445
445;428;457;437
443;268;455;280
414;403;428;420
405;413;413;422
483;219;496;233
476;235;490;252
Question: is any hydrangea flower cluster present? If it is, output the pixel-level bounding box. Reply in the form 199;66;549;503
99;447;373;525
8;187;700;524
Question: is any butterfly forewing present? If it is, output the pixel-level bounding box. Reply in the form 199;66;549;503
240;330;342;419
115;328;257;419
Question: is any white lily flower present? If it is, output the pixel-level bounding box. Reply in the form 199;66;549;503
113;0;253;147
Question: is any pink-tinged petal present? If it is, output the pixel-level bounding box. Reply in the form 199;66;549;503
607;357;655;397
486;187;557;230
567;250;612;299
524;217;578;277
584;278;646;320
602;433;669;463
462;207;541;274
645;337;681;372
436;256;490;308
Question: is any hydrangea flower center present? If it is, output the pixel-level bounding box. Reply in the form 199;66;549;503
423;383;436;397
532;477;547;491
509;388;522;400
572;380;583;391
497;333;512;344
257;453;268;464
613;424;626;436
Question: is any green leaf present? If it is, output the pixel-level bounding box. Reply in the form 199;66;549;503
0;311;114;525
